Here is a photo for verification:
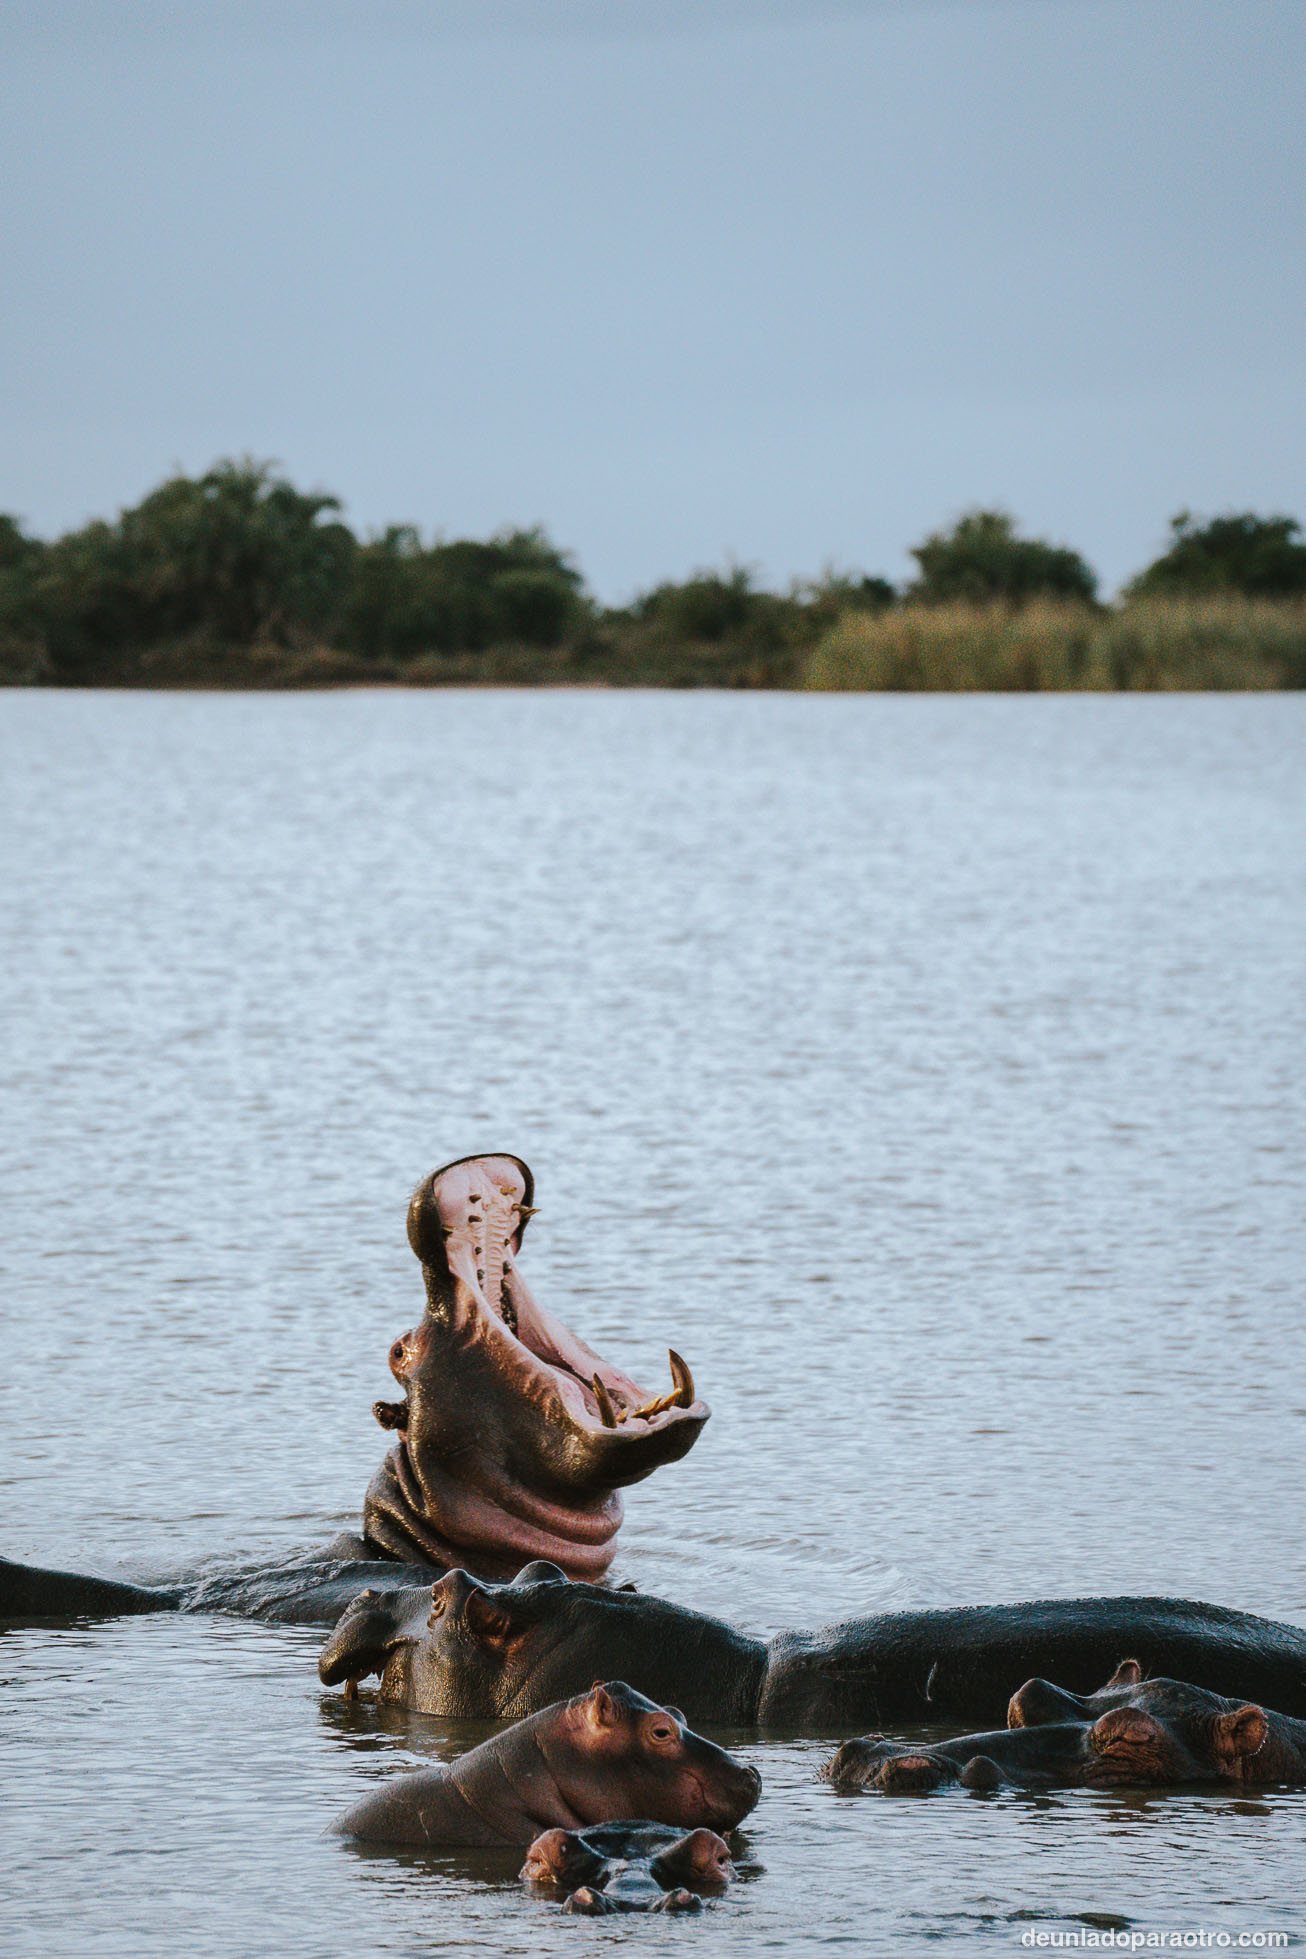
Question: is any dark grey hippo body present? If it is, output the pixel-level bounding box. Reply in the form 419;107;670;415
1008;1658;1306;1784
319;1562;1306;1731
824;1663;1306;1792
521;1820;735;1914
823;1720;1125;1792
329;1681;761;1847
0;1550;445;1628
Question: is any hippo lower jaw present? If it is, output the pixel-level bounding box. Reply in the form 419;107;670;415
362;1156;709;1580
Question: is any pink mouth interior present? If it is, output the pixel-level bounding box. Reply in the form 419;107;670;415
430;1156;694;1433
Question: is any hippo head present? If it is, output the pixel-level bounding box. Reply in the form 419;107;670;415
1011;1664;1273;1783
318;1561;751;1723
363;1155;709;1579
538;1682;760;1836
521;1820;734;1914
1008;1658;1145;1729
821;1735;956;1794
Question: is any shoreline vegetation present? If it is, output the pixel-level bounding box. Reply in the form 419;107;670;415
3;462;1304;692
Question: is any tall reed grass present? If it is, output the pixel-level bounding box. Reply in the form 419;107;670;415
802;599;1306;693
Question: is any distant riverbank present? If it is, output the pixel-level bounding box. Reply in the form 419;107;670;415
5;595;1302;693
5;461;1304;691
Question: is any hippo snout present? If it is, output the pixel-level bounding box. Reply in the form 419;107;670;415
706;1757;761;1828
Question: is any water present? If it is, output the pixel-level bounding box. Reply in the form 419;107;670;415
2;689;1303;1955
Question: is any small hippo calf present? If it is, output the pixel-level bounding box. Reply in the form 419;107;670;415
522;1820;735;1914
329;1680;761;1846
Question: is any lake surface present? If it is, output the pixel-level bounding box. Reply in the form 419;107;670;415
2;689;1304;1956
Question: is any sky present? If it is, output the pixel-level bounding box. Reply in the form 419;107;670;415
1;0;1303;600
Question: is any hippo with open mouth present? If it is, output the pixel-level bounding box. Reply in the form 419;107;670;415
362;1154;707;1580
1;1154;709;1623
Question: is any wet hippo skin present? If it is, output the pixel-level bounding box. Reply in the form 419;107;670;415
521;1820;735;1914
824;1665;1306;1791
328;1681;761;1846
319;1563;1306;1730
362;1155;708;1580
1007;1658;1306;1784
0;1551;445;1628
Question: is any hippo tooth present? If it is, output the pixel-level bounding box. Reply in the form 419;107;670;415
592;1375;619;1428
668;1350;695;1408
621;1355;696;1425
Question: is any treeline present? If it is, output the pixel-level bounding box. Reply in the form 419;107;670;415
2;460;1305;690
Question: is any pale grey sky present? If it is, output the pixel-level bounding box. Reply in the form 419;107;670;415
1;0;1303;598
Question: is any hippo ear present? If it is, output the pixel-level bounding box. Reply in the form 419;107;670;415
959;1755;1003;1790
585;1683;620;1728
509;1560;569;1587
1105;1658;1145;1688
464;1589;521;1645
1216;1705;1267;1762
318;1590;405;1688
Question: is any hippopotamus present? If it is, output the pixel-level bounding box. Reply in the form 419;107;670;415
2;1154;709;1624
521;1821;735;1914
361;1154;707;1579
823;1707;1242;1793
1008;1658;1306;1784
328;1680;761;1846
823;1665;1306;1792
318;1561;1306;1730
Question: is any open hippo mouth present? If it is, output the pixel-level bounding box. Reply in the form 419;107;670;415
361;1154;709;1581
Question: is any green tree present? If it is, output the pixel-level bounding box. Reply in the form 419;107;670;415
631;567;759;641
115;459;356;642
0;515;50;680
26;460;356;679
1126;512;1306;599
907;509;1097;606
341;524;587;658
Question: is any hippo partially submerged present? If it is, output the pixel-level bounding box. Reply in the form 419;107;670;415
2;1155;708;1624
822;1662;1306;1791
319;1562;1306;1730
328;1680;760;1846
1007;1658;1306;1784
363;1155;707;1579
522;1821;736;1914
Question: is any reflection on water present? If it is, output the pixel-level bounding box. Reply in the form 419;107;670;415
2;691;1304;1955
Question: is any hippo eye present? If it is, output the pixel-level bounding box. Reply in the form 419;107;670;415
648;1721;678;1746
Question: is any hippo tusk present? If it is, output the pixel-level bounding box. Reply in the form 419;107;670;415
592;1376;619;1429
619;1353;697;1424
373;1399;409;1431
